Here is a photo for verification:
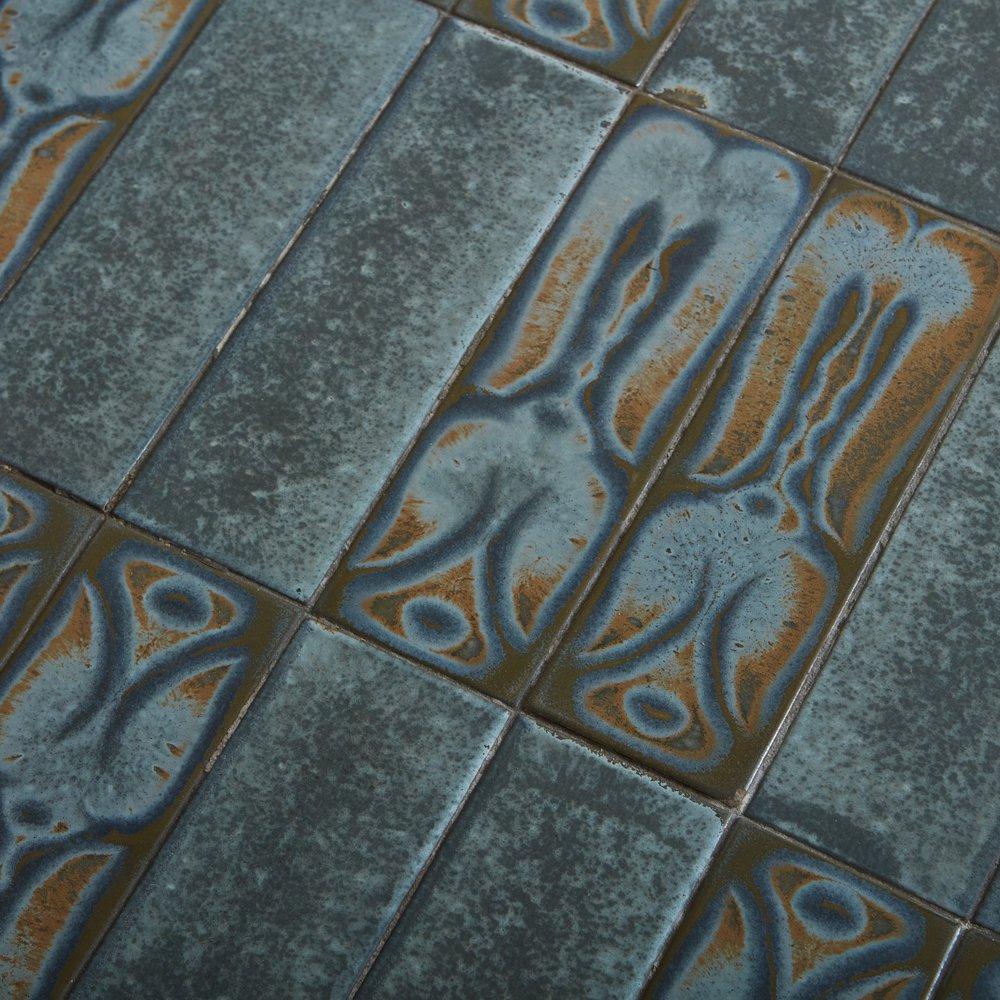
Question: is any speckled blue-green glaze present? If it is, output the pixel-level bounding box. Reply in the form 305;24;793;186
120;21;625;600
646;822;954;999
361;717;723;999
978;878;1000;934
847;0;1000;231
936;932;1000;1000
74;621;506;999
751;345;1000;914
648;0;928;161
0;0;438;504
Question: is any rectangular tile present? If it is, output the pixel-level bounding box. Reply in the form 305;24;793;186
0;521;293;998
979;878;1000;934
458;0;695;83
0;0;438;504
360;716;723;997
937;932;1000;999
846;0;1000;231
74;621;506;999
0;0;219;295
648;0;929;161
645;821;954;998
120;21;626;600
530;178;1000;801
320;99;819;700
749;342;1000;913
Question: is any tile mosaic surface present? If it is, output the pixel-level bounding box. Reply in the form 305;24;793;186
0;521;292;998
0;0;218;296
321;100;817;701
75;621;506;998
0;0;438;505
120;21;624;600
937;932;1000;1000
458;0;693;82
978;878;1000;934
645;821;955;999
750;344;1000;914
847;0;1000;232
648;0;929;162
530;178;1000;801
361;717;723;998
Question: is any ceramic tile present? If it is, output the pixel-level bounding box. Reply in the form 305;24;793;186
648;0;928;162
0;521;293;998
0;0;219;296
74;621;506;998
0;0;438;505
0;469;97;668
645;821;954;999
458;0;694;83
978;878;1000;934
530;177;1000;801
750;343;1000;914
846;0;1000;232
936;932;1000;1000
361;717;723;998
120;21;625;600
320;100;818;701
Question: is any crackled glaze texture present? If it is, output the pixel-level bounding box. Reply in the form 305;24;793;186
848;0;1000;231
121;22;624;599
0;523;291;998
751;345;1000;913
321;102;816;700
530;179;1000;800
458;0;692;82
75;622;506;998
648;0;929;161
937;933;1000;1000
361;718;723;998
0;0;217;294
646;822;954;999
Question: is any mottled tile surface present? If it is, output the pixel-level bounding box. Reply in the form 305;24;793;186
121;22;624;600
0;0;438;504
74;622;506;999
936;932;1000;1000
0;469;96;667
0;522;292;998
750;343;1000;913
361;717;723;998
978;878;1000;934
459;0;693;82
531;179;1000;801
847;0;1000;231
648;0;928;161
646;822;954;999
0;0;218;295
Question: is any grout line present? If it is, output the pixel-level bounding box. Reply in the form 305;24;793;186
966;845;1000;924
634;0;707;90
926;927;964;998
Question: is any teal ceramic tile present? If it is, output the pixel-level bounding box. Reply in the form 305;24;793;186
648;0;929;161
750;342;1000;914
0;0;219;295
320;99;819;700
645;822;954;999
978;878;1000;934
936;932;1000;1000
847;0;1000;232
0;521;292;998
74;621;506;999
120;21;625;600
530;178;1000;801
0;0;438;504
360;717;723;998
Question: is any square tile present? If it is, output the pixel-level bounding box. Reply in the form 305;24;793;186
320;99;819;700
0;521;293;998
936;931;1000;1000
530;178;1000;801
978;878;1000;934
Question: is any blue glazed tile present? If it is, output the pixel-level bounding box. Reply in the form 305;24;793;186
978;879;1000;934
458;0;694;82
0;521;293;998
846;0;1000;232
750;342;1000;914
530;178;1000;801
74;621;506;998
120;21;625;600
648;0;928;162
645;821;954;999
0;0;438;504
320;100;818;700
360;716;723;998
937;932;1000;1000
